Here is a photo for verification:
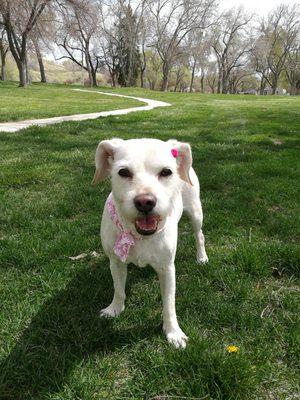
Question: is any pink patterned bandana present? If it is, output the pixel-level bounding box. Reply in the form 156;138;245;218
107;193;137;262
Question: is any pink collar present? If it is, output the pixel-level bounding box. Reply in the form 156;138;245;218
107;193;137;263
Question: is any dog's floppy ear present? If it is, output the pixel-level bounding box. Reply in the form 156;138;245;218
168;139;193;185
92;138;123;185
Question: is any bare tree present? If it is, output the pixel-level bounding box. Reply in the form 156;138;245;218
252;4;299;95
56;0;102;87
210;7;252;94
149;0;217;91
186;30;211;92
0;0;51;87
0;25;9;80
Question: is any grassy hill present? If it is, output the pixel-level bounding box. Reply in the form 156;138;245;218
3;55;104;85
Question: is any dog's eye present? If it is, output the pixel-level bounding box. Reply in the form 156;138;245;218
118;168;132;178
159;168;173;177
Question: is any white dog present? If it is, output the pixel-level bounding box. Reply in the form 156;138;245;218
93;138;208;348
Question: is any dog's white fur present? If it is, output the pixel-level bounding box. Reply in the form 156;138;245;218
93;138;208;348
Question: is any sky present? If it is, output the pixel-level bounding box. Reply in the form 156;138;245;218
219;0;299;15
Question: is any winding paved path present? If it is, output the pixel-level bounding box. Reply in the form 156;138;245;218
0;89;171;133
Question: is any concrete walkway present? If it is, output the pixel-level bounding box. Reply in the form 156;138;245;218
0;89;171;133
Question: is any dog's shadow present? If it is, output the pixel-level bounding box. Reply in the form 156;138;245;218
0;260;158;400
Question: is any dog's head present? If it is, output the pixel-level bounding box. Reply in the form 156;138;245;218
93;138;193;236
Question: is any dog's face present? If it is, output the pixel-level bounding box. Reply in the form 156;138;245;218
93;138;192;236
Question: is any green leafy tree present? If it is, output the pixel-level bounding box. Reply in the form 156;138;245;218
115;4;140;87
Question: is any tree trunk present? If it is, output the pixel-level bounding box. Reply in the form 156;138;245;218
112;73;116;87
85;42;93;87
18;60;27;87
0;39;8;81
190;60;196;92
140;62;146;88
6;28;28;87
140;45;146;88
108;63;116;87
161;61;169;91
25;54;30;84
200;75;204;93
0;63;5;80
91;69;97;87
221;72;227;94
87;68;93;86
271;75;278;95
161;76;168;91
34;41;46;83
259;77;266;95
217;68;222;94
0;52;6;80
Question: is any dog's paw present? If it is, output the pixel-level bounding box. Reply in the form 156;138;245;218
100;304;124;318
166;330;188;349
197;253;209;264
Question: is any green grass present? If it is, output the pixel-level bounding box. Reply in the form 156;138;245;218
0;83;299;400
0;82;141;122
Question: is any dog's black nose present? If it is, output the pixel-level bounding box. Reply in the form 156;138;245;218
134;194;157;213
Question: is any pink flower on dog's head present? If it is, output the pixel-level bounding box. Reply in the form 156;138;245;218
171;148;179;158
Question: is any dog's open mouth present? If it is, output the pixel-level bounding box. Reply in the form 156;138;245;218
135;215;160;236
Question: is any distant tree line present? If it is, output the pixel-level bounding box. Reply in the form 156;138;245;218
0;0;299;94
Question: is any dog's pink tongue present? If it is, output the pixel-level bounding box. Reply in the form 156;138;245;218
136;216;158;230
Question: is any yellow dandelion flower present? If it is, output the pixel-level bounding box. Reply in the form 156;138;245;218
226;345;239;353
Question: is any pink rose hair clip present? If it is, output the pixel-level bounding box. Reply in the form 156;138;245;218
171;148;179;158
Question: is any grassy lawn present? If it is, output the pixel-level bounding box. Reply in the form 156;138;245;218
0;84;299;400
0;82;141;122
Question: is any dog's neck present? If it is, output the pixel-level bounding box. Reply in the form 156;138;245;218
107;192;131;235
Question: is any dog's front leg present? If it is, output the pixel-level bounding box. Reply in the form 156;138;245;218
100;258;127;318
158;263;188;348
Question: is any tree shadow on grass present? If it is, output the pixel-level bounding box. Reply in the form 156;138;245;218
0;261;158;400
